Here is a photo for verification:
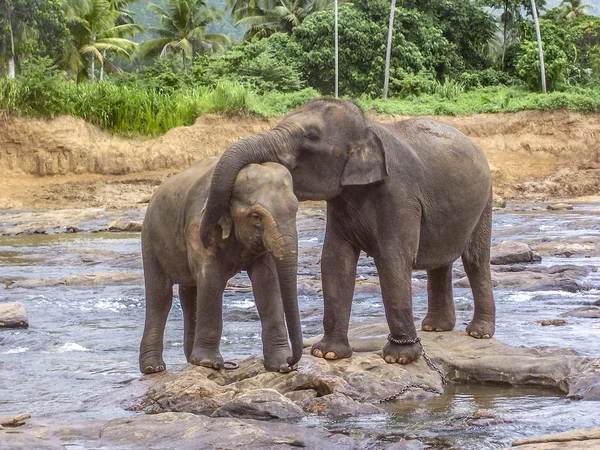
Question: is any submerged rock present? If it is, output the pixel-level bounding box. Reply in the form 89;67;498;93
0;302;28;328
108;218;143;232
491;240;542;265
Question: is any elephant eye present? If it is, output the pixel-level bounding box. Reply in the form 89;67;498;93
305;131;319;141
249;212;262;225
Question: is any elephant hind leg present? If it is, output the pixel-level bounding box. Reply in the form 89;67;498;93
422;264;456;332
461;195;495;339
179;285;197;362
139;247;174;374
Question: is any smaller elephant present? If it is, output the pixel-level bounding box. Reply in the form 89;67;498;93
139;157;302;374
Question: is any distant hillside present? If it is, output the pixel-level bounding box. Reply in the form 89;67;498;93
129;0;246;43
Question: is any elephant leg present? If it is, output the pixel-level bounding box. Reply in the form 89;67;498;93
461;197;495;339
179;284;197;362
377;255;422;364
189;270;228;369
139;248;173;374
248;255;293;373
422;264;456;332
311;233;360;360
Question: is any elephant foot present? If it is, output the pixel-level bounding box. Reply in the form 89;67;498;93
382;341;422;364
190;348;224;370
311;336;352;360
466;317;495;339
264;348;294;373
422;314;456;332
139;353;166;374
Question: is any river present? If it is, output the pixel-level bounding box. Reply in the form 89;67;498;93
1;203;599;449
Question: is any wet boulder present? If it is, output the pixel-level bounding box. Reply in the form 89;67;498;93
0;413;387;450
510;427;600;449
561;306;600;319
108;218;143;232
212;389;305;419
547;203;574;211
490;241;541;265
0;302;29;328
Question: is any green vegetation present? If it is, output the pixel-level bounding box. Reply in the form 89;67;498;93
1;0;600;137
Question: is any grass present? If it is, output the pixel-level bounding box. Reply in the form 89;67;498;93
1;76;599;137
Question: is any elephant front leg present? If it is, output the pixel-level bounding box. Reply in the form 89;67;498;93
311;234;360;360
422;264;456;332
189;272;228;370
139;250;173;374
377;252;422;364
248;255;293;373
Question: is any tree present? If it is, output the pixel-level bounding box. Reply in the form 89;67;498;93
62;0;141;82
530;0;547;92
382;0;395;99
229;0;334;41
139;0;231;72
0;0;68;78
558;0;592;21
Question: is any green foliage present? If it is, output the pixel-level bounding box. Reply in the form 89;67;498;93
458;68;521;89
191;33;304;93
249;87;319;115
516;40;569;90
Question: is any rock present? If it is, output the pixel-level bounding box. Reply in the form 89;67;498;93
303;392;385;416
561;306;600;319
12;272;143;289
341;323;600;401
0;413;31;427
223;309;260;322
0;302;29;328
212;389;305;419
594;299;600;306
66;224;83;233
108;218;142;232
493;196;507;208
491;241;541;265
456;268;585;291
122;351;443;416
137;195;152;204
33;227;46;234
0;413;383;450
537;319;567;326
510;427;600;449
547;203;574;211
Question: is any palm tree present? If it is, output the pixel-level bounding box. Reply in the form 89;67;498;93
62;0;141;82
230;0;333;41
138;0;231;72
558;0;592;21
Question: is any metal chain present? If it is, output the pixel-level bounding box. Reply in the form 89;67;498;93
376;335;447;404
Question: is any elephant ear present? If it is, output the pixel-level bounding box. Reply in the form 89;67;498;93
217;211;233;240
341;127;388;186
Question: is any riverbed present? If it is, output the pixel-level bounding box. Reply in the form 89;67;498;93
1;202;599;449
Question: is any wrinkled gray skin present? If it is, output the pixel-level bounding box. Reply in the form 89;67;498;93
140;158;302;374
200;99;496;365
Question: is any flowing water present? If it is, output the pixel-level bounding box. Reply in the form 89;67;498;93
1;204;599;449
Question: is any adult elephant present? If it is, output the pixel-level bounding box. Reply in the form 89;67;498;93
140;158;302;374
200;99;495;365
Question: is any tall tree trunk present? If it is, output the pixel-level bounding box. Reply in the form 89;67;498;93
383;0;396;99
334;0;338;98
501;6;508;68
100;50;106;81
7;2;16;79
530;0;547;93
90;55;95;81
182;50;187;73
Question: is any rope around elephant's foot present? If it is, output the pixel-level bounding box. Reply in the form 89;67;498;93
376;336;447;403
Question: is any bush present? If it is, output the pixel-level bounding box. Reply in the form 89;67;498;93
516;40;569;91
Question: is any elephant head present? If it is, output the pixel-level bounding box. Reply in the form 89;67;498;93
201;99;388;245
217;162;302;367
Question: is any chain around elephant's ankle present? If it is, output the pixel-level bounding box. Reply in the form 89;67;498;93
387;334;421;346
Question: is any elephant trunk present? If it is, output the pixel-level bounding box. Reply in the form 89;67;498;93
263;213;303;367
200;123;302;248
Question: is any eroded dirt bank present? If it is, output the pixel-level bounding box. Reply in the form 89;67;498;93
0;110;599;209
